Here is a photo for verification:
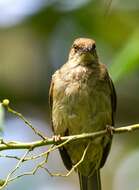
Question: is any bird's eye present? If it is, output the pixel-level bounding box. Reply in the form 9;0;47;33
72;44;79;52
73;44;78;49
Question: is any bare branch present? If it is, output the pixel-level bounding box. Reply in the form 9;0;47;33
1;124;139;152
0;154;22;161
2;100;46;140
1;149;51;187
8;159;46;184
0;150;30;189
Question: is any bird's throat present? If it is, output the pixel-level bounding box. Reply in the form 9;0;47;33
69;53;98;66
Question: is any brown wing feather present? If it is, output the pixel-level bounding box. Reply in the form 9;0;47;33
110;78;117;125
49;77;73;170
49;80;54;110
100;76;117;168
49;80;54;132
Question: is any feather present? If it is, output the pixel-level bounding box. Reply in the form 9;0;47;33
79;170;101;190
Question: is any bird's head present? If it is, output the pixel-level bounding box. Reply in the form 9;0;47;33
68;38;98;65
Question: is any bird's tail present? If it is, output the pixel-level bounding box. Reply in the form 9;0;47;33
78;170;101;190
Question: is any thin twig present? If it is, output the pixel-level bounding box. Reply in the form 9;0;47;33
0;150;30;189
0;154;22;161
8;159;46;184
7;151;51;185
0;145;54;162
7;106;46;140
42;142;90;177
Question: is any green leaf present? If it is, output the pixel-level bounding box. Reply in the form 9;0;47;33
109;29;139;82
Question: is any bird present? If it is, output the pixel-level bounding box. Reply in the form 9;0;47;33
49;38;116;190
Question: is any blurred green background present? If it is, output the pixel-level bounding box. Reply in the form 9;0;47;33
0;0;139;189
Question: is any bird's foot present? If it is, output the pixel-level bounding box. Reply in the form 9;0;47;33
106;125;114;137
52;135;61;143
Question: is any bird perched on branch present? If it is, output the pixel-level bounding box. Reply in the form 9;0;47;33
49;38;116;190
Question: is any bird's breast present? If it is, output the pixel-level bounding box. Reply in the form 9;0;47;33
52;65;112;135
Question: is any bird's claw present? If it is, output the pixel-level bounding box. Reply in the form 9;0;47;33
106;125;114;137
52;135;61;143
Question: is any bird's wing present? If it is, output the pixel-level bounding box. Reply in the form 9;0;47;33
100;74;117;168
49;76;73;170
49;79;54;132
110;77;117;125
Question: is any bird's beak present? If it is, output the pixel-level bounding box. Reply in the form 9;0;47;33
79;47;93;54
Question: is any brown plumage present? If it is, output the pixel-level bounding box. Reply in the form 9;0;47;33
49;38;116;190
